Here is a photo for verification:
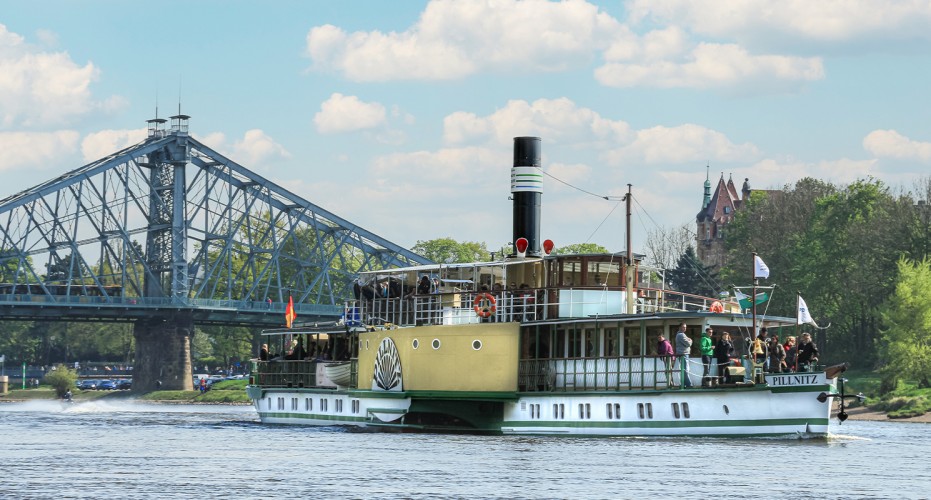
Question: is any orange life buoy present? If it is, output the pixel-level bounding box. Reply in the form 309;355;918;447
474;293;497;318
710;301;724;313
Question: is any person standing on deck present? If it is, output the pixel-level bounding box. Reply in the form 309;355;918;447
714;332;734;383
657;335;674;384
796;332;819;372
700;328;715;382
675;323;693;388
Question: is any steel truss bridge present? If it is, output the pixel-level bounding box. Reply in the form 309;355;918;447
0;115;429;389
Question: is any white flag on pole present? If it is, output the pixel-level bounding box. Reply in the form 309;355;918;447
754;255;770;279
798;295;819;327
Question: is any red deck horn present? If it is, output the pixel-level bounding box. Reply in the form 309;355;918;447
542;239;554;255
515;237;529;258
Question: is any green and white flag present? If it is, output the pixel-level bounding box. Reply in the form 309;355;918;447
735;289;770;309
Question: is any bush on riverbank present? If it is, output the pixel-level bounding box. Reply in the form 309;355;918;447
846;369;931;418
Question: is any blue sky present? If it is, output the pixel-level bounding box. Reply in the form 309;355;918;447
3;0;930;260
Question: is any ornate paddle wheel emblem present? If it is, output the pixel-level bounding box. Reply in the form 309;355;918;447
373;337;403;391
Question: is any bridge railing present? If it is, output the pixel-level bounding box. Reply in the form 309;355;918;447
0;293;341;316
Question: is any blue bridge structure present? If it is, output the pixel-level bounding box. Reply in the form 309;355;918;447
0;115;430;390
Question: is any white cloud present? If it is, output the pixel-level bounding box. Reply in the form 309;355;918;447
81;128;147;162
314;93;387;133
192;130;291;167
443;98;632;146
603;124;760;165
626;0;931;45
863;129;931;162
0;131;79;171
231;130;292;165
0;24;102;128
596;42;824;90
372;146;508;184
305;0;622;81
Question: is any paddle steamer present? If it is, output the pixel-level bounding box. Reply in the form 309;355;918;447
247;137;848;437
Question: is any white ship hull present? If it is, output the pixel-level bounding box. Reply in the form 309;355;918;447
250;373;834;437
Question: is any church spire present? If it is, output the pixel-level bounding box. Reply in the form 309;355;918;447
702;164;711;209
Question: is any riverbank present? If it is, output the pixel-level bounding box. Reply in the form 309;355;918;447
841;405;931;423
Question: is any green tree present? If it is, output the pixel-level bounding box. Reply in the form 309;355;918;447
551;243;609;255
722;178;915;365
667;246;717;297
411;238;489;263
877;257;931;388
43;364;78;397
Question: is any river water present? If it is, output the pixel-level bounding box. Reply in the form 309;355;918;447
0;400;926;499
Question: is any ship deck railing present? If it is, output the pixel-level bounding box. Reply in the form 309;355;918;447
251;359;358;389
518;355;694;392
348;286;723;327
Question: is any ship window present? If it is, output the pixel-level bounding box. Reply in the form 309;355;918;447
472;340;482;350
291;398;298;411
553;403;565;419
365;340;370;350
638;403;644;419
432;339;441;350
604;328;620;357
607;403;612;419
305;398;312;411
277;397;284;410
587;261;621;287
723;404;729;415
321;399;328;412
352;400;360;413
672;402;680;419
336;399;343;413
646;403;653;419
613;403;621;419
683;402;690;419
266;398;272;410
412;339;420;349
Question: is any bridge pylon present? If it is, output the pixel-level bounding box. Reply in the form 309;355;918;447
132;314;195;392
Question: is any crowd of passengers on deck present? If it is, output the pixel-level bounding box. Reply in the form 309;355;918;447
259;336;351;363
352;275;545;323
654;325;821;387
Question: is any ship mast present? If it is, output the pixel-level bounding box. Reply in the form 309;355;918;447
751;252;758;338
625;184;635;314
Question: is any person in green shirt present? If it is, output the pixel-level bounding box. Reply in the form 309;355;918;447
700;327;715;382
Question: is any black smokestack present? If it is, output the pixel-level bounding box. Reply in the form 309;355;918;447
511;136;542;257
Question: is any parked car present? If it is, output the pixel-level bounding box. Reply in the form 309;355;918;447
116;379;132;390
77;379;98;390
96;380;118;390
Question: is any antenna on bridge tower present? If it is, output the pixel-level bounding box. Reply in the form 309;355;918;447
146;91;167;139
169;77;190;135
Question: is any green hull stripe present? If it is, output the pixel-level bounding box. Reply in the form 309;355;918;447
258;411;367;423
502;417;829;429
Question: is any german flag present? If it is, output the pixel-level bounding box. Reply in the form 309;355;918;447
285;295;297;328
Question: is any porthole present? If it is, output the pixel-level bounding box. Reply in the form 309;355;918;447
472;340;482;350
432;338;441;350
412;339;420;349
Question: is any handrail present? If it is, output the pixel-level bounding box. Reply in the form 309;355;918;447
348;285;724;327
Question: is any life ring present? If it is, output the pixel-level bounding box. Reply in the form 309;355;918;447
474;293;497;318
710;301;724;313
